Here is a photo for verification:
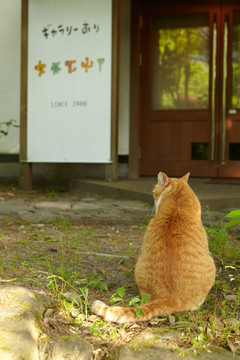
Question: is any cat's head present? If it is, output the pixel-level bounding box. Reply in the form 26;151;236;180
153;172;190;213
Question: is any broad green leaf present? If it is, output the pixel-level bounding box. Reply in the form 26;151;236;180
224;218;240;228
110;296;123;303
225;210;240;218
141;294;151;304
136;307;144;318
99;281;108;291
117;287;126;298
127;296;140;306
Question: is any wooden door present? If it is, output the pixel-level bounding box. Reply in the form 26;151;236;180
220;5;240;177
139;2;240;177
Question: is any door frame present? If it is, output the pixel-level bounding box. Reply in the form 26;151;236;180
129;0;141;178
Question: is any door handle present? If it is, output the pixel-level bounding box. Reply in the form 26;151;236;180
221;16;228;165
211;19;217;161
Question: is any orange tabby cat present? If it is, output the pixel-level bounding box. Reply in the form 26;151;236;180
92;172;216;323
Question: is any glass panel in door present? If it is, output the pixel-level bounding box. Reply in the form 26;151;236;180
232;11;240;109
152;14;210;110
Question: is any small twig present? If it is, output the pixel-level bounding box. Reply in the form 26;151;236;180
78;251;129;259
0;278;17;283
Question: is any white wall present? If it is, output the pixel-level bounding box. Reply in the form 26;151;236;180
0;0;21;154
118;0;130;155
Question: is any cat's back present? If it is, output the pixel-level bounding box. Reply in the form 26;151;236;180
145;173;209;251
153;175;202;228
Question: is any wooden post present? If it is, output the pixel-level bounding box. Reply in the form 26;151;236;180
19;163;32;190
105;0;120;181
20;0;33;190
129;0;140;179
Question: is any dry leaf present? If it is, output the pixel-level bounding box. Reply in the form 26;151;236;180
88;314;100;322
227;339;236;357
169;315;176;325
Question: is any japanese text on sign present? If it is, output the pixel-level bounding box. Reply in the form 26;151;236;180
42;23;100;38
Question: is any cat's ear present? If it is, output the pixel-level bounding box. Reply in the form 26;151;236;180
157;172;169;187
181;172;190;183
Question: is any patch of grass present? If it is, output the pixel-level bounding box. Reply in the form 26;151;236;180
163;224;240;356
137;216;151;228
78;226;96;239
89;318;125;341
123;269;133;277
0;257;3;275
45;188;58;197
54;238;78;283
42;236;60;242
86;269;108;292
206;226;228;254
155;293;239;356
206;224;240;263
19;238;30;245
52;216;70;231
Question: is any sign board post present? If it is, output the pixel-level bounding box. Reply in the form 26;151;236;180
20;0;119;189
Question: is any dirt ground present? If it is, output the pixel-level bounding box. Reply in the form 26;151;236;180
0;186;239;358
0;187;148;295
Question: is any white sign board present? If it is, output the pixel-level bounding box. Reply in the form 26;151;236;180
27;0;112;162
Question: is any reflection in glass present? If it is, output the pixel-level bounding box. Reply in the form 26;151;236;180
152;14;209;110
232;12;240;109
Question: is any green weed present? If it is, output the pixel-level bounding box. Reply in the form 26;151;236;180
0;119;18;138
45;188;58;197
43;236;60;242
110;286;151;318
19;238;30;245
87;269;108;292
110;286;126;305
0;257;3;275
52;216;70;230
78;226;96;241
55;238;78;283
123;269;133;277
89;318;125;340
79;287;89;318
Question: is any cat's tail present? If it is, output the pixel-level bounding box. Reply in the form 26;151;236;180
91;297;182;323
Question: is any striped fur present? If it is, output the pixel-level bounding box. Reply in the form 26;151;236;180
92;172;216;323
